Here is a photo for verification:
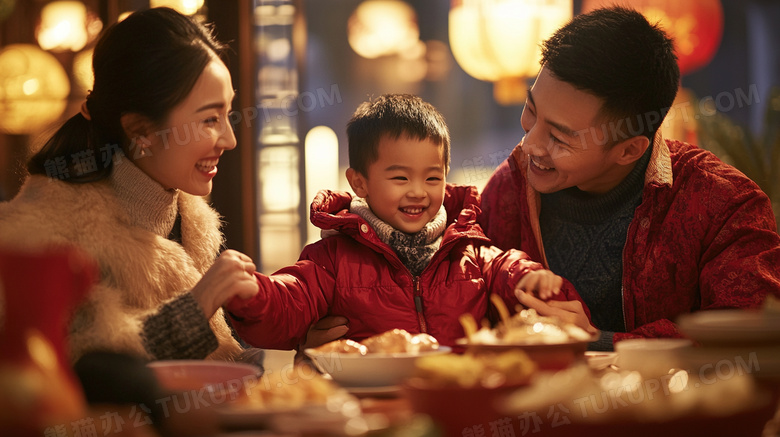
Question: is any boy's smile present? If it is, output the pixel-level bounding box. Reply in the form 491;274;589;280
347;134;446;234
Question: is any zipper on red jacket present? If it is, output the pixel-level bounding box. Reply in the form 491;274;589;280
413;277;428;334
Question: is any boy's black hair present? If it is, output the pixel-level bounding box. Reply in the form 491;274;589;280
347;94;451;176
541;6;680;145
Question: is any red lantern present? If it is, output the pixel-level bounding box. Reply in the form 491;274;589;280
581;0;723;76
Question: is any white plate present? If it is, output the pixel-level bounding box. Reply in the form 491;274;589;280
304;346;452;388
678;309;780;344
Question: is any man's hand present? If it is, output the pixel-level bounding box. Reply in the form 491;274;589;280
300;315;349;350
515;289;598;334
514;269;563;300
295;316;349;364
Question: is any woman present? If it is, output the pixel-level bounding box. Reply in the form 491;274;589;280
0;8;259;363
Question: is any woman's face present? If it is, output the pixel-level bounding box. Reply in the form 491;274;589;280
136;58;236;196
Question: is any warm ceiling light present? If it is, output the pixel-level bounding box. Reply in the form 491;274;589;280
36;1;97;52
73;47;94;94
449;0;572;104
348;0;420;59
149;0;205;16
0;44;70;134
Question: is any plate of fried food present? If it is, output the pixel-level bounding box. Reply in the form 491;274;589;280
304;328;452;389
148;360;380;434
457;296;599;370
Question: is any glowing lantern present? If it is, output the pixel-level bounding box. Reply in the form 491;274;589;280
0;44;70;135
149;0;205;16
348;0;419;59
582;0;723;75
36;1;102;53
72;48;94;95
449;0;572;105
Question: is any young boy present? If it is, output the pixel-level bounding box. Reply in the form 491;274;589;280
225;94;582;349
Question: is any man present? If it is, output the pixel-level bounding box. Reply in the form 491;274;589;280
479;6;780;350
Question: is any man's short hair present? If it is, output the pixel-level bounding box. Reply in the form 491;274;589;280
541;6;680;145
347;93;451;175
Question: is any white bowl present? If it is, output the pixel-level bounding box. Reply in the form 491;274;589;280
304;346;452;388
615;338;692;377
678;309;780;346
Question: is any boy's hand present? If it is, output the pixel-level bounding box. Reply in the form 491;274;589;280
192;249;259;318
514;269;562;301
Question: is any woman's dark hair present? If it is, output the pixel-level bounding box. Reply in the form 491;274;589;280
541;6;680;145
28;7;227;182
347;93;451;176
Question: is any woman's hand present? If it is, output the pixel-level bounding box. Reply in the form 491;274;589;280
515;289;598;334
191;249;259;318
514;269;563;300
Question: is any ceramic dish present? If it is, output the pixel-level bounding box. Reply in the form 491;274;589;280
304;346;452;388
678;309;780;345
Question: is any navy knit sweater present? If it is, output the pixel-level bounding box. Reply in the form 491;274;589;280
540;145;652;351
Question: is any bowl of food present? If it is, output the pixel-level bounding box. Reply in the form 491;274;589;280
458;298;599;370
304;329;451;388
402;349;537;436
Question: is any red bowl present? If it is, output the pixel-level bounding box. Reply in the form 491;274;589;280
401;380;528;437
147;360;261;400
464;339;590;371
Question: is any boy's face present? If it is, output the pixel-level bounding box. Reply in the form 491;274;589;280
347;134;446;234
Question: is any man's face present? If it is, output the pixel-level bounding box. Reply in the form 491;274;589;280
519;66;631;194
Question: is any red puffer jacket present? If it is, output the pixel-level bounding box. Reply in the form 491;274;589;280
480;136;780;343
226;184;570;349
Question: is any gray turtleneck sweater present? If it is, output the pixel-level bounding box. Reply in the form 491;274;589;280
540;145;652;351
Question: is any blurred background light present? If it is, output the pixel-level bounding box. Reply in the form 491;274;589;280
149;0;205;16
304;126;340;244
348;0;420;59
36;1;101;53
0;44;70;134
582;0;723;76
449;0;572;105
72;47;94;94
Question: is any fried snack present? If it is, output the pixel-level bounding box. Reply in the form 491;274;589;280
459;313;479;339
490;294;511;325
240;365;339;410
412;350;537;389
361;328;413;353
311;338;367;355
463;308;592;345
313;329;441;355
501;308;592;343
408;333;440;353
